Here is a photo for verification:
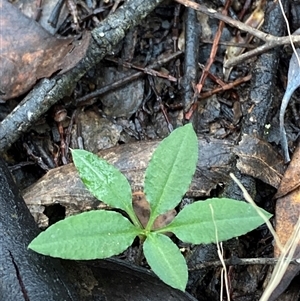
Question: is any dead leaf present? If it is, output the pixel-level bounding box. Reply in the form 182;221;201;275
58;32;91;75
275;189;300;257
271;140;300;299
270;191;300;300
0;0;73;100
275;143;300;198
132;191;176;230
234;134;285;188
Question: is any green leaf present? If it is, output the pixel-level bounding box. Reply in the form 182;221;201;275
71;149;135;217
160;198;272;244
143;233;188;291
144;124;198;225
28;211;140;259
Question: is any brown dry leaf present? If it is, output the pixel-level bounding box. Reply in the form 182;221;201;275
271;141;300;299
58;31;91;75
274;188;300;257
275;143;300;198
234;134;285;188
271;191;300;298
0;0;74;100
274;141;300;256
132;191;176;230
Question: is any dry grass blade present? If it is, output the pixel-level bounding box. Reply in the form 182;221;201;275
209;204;230;301
260;217;300;301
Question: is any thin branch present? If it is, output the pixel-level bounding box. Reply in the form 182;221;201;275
175;0;270;41
175;0;300;69
188;257;300;271
195;0;230;94
199;74;251;99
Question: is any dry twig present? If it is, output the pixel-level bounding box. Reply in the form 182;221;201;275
175;0;300;68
